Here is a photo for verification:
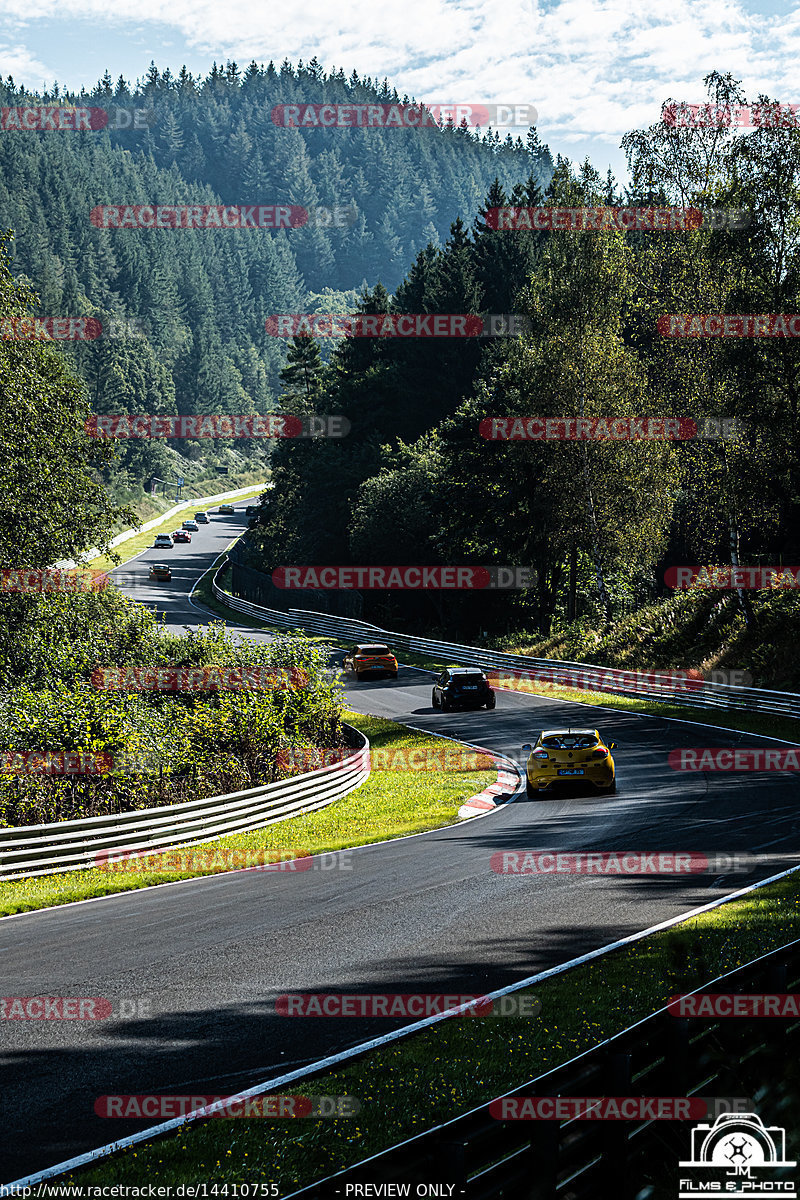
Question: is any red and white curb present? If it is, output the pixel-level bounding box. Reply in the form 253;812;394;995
458;756;521;818
395;719;522;821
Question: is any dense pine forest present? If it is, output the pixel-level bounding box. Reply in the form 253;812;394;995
0;60;552;498
1;64;799;669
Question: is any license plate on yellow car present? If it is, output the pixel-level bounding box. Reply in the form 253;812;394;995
557;768;584;776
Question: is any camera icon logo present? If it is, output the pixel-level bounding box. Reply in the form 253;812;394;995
680;1112;795;1176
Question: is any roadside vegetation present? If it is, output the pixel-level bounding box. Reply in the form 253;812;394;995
487;587;800;694
0;577;342;826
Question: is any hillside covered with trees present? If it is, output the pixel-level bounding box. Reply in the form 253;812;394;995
0;60;552;503
244;72;800;663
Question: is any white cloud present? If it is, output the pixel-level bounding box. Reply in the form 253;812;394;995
1;0;799;168
0;40;52;84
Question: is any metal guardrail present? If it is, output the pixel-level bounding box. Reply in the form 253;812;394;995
0;727;369;881
285;940;800;1199
213;567;800;721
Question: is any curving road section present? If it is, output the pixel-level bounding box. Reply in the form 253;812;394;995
2;509;799;1180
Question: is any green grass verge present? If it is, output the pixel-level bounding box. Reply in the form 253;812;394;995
0;713;497;917
108;471;269;535
87;484;268;573
63;863;800;1189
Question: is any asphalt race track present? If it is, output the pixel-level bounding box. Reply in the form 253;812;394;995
2;510;799;1180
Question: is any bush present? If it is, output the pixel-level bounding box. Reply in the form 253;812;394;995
0;604;346;825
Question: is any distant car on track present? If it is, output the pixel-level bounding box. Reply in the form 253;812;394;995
149;563;172;581
245;505;258;516
431;667;496;711
182;519;199;532
522;729;616;798
172;529;191;543
218;504;235;515
194;511;209;524
153;533;173;549
344;643;398;680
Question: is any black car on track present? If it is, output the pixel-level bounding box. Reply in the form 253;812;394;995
431;667;496;711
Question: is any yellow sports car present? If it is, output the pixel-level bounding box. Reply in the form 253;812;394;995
522;729;616;797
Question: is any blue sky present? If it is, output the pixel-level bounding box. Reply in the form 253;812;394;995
1;0;798;183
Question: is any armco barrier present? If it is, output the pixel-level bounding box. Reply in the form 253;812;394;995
0;726;368;881
212;566;800;721
283;940;800;1199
